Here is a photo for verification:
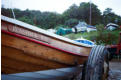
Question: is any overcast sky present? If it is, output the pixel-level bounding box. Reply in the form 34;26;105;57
2;0;121;16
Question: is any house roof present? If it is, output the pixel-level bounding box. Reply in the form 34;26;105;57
106;23;119;28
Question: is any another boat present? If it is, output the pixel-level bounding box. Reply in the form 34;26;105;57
74;37;95;46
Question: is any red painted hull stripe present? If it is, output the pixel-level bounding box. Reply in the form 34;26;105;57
2;30;88;56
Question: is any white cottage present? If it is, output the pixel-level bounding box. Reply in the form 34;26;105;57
105;23;119;31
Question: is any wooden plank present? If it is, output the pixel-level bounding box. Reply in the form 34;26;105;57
2;56;51;74
2;45;68;69
2;66;24;74
2;33;88;65
1;20;91;56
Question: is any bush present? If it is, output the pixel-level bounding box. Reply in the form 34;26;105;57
95;24;120;45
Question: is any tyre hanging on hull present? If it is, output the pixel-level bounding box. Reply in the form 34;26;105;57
82;45;109;80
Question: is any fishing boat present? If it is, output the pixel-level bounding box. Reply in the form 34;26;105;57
1;15;109;80
74;37;95;46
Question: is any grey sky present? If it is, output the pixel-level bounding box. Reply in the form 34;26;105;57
2;0;121;16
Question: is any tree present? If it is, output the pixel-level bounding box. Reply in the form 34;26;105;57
65;18;78;27
38;12;62;29
103;8;121;25
103;8;112;15
63;4;79;19
18;16;34;25
63;2;102;25
78;2;102;25
1;8;13;18
2;3;121;29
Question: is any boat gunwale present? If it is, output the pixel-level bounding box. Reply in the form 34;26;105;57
2;30;88;57
1;15;93;47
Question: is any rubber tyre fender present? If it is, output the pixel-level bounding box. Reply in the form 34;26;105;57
82;45;109;80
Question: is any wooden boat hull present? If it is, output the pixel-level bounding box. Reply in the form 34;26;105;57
2;32;88;74
1;15;92;74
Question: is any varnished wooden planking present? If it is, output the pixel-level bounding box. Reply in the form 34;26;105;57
2;56;51;73
50;39;91;55
2;33;88;65
1;20;91;55
1;16;92;76
2;45;68;69
2;66;24;74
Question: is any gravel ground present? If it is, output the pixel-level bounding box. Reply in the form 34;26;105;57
108;60;121;80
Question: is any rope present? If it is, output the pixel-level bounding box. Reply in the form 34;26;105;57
8;0;16;19
11;8;16;19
